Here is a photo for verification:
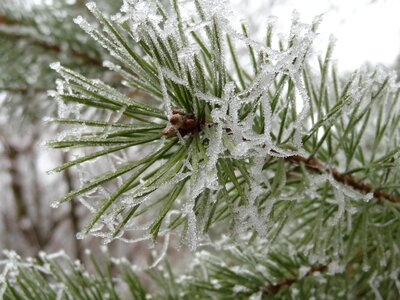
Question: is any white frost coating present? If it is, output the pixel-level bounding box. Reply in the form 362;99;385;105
49;61;61;71
48;0;387;258
369;272;383;300
74;9;144;75
306;173;372;227
172;7;321;245
161;67;188;86
76;232;86;240
149;211;176;268
183;84;235;249
56;287;66;300
233;285;250;293
298;266;311;278
102;60;119;70
234;157;277;236
178;44;201;65
118;234;152;244
185;21;212;34
194;91;225;105
327;261;345;275
114;0;161;42
390;270;400;294
54;66;142;111
50;201;60;208
249;292;263;300
46;250;68;260
330;188;345;226
132;171;191;200
85;1;96;11
218;13;318;160
255;264;270;278
198;0;231;23
204;84;232;187
156;64;172;116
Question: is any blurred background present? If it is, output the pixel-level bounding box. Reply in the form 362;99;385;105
0;0;399;263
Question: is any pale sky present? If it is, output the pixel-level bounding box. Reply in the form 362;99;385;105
230;0;400;72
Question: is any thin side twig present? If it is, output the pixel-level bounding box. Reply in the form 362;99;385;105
262;263;328;295
163;114;400;204
286;155;399;203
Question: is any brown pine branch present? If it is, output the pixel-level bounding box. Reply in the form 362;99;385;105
0;16;16;26
161;111;399;204
262;263;328;295
286;155;399;203
61;152;83;261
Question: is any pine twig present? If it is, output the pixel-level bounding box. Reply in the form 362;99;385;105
163;114;400;204
286;155;399;203
262;263;328;295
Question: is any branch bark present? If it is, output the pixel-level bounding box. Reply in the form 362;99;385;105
163;113;400;204
286;155;399;203
262;263;328;295
61;152;83;261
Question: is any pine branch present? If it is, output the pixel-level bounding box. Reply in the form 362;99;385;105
164;109;400;204
0;250;175;300
1;2;394;298
286;155;399;203
46;1;400;254
181;110;400;205
262;263;328;295
0;17;102;66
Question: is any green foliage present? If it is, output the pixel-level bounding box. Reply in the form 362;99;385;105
0;0;121;126
1;0;400;299
0;250;148;300
45;0;319;243
45;0;400;253
3;239;400;299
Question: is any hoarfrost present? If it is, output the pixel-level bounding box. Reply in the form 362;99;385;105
73;15;93;34
369;272;383;300
306;173;372;226
233;285;250;293
209;278;221;288
114;0;162;42
49;61;61;71
298;266;311;278
178;44;201;65
390;270;400;294
157;64;173;116
46;0;387;260
327;260;345;275
149;211;176;268
249;292;263;300
161;67;188;86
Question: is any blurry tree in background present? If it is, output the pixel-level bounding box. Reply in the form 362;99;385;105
0;0;124;260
